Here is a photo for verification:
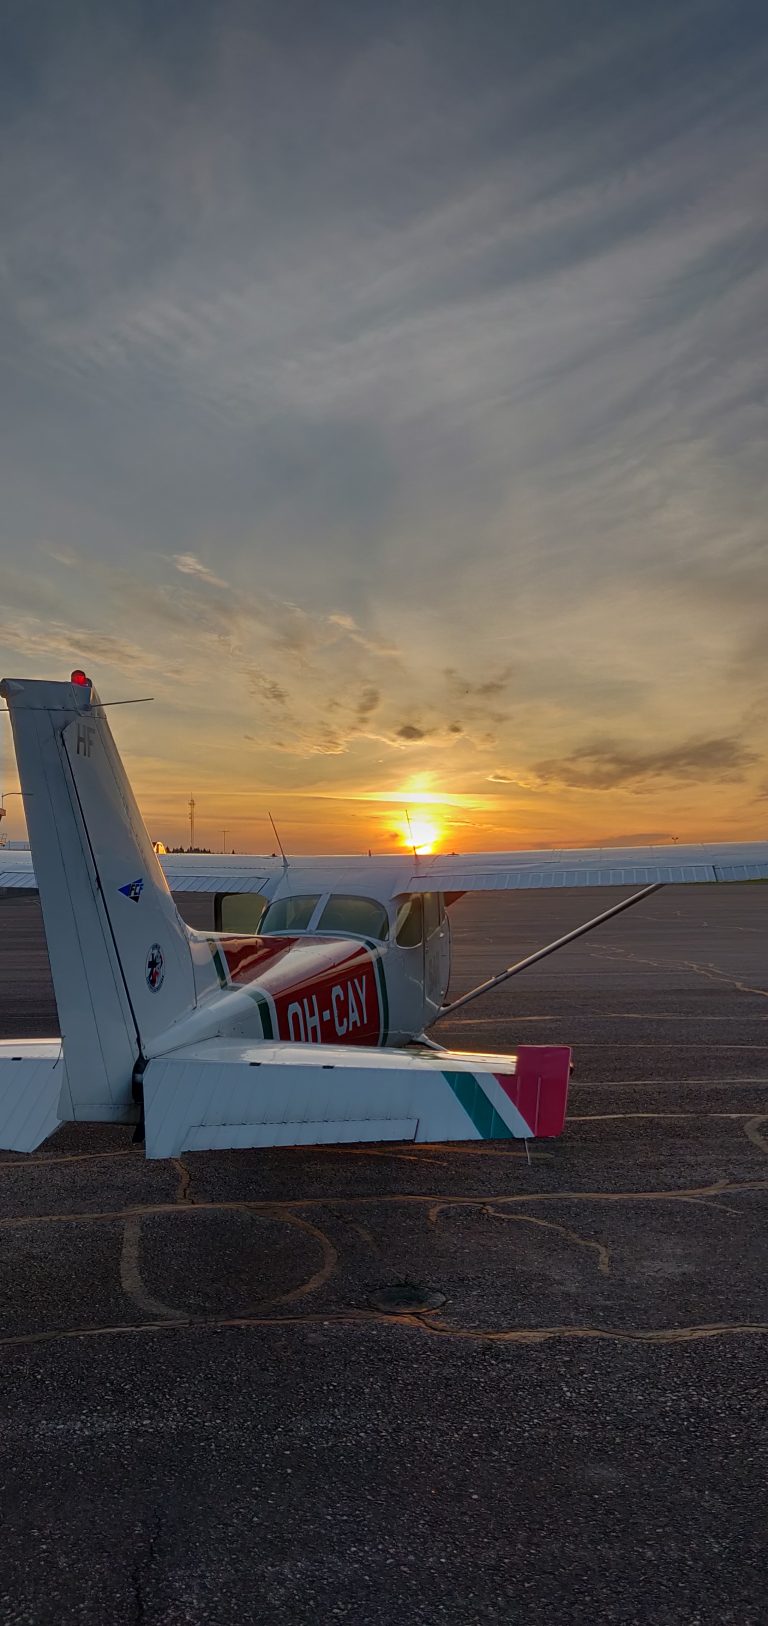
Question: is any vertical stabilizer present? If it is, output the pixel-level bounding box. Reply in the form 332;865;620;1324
0;674;198;1121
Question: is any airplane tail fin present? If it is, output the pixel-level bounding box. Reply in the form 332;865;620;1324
0;672;200;1124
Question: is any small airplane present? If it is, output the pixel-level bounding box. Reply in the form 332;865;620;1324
1;669;766;1158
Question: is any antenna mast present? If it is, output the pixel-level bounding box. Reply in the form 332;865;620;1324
188;796;196;850
405;808;419;863
268;811;289;870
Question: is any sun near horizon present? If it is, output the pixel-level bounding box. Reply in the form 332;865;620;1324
394;812;443;856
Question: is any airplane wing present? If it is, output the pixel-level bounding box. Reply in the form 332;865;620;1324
0;848;284;894
3;840;768;895
405;841;768;891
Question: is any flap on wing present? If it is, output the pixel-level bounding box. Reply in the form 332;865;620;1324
161;865;275;894
142;1039;571;1158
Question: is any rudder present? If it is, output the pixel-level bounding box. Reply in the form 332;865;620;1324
1;673;200;1122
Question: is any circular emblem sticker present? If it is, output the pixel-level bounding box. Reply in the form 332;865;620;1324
146;944;165;992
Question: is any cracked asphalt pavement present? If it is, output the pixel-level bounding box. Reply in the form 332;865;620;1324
1;885;767;1624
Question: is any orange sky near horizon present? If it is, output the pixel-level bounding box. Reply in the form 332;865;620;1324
2;575;766;859
4;685;761;859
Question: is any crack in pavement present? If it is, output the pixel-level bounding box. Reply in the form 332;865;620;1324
427;1200;612;1275
2;1176;765;1231
590;942;768;1001
2;1170;764;1350
1;1307;768;1352
172;1158;195;1204
0;1149;140;1171
122;1200;339;1320
239;1207;338;1312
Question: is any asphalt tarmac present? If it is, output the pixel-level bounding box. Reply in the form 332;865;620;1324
1;885;767;1625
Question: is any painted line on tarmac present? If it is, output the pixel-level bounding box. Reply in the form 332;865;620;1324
570;1077;768;1088
569;1110;761;1121
119;1216;183;1322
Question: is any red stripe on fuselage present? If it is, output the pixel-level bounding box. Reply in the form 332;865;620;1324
220;936;297;984
217;934;382;1046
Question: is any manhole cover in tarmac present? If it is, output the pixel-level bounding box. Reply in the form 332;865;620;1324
368;1283;447;1313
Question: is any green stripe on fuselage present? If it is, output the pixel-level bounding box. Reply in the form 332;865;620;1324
248;989;274;1040
207;937;274;1039
441;1071;513;1140
206;938;229;989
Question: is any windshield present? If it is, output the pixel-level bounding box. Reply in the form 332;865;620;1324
259;895;321;933
317;894;389;941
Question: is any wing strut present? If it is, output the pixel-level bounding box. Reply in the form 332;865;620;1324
436;882;664;1020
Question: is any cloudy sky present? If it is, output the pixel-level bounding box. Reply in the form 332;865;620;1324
2;0;767;852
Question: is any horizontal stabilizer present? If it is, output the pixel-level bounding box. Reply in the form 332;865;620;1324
0;1041;64;1152
142;1039;571;1158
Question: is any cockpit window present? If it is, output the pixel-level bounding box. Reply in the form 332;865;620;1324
259;895;321;933
317;894;389;941
423;891;442;936
394;894;423;947
216;893;269;935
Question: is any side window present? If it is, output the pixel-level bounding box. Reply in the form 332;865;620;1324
215;893;268;934
259;895;320;933
317;895;389;941
395;895;423;947
423;892;441;938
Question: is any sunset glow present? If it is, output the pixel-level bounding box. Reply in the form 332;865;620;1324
396;813;443;855
1;4;766;855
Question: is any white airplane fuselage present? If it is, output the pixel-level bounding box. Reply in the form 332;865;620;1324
175;893;452;1056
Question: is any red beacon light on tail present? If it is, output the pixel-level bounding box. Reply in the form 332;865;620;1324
70;669;90;687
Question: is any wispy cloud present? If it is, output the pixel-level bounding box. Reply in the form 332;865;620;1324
1;1;767;847
534;736;759;791
0;617;153;673
172;553;229;589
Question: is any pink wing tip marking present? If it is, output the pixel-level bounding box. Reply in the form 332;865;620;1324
494;1045;572;1137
